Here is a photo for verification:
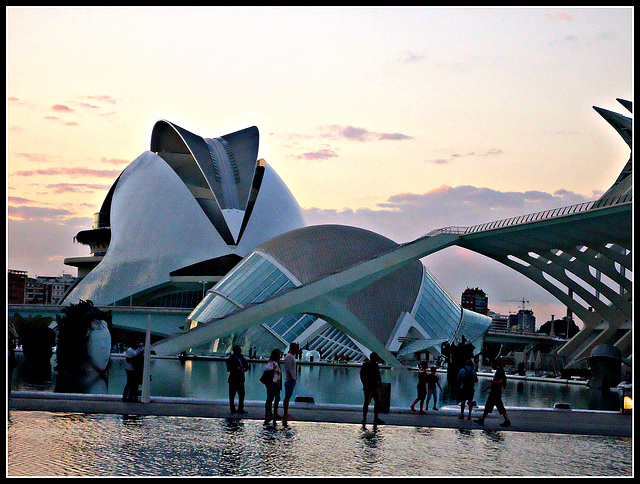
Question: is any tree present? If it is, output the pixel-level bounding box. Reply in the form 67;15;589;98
56;300;112;373
537;316;579;339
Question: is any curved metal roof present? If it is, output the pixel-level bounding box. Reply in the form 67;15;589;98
150;120;261;244
256;224;424;343
257;224;402;283
64;122;305;307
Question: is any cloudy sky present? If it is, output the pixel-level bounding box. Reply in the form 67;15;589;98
7;7;632;326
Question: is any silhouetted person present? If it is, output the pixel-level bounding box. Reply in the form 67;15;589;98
227;345;249;413
122;340;144;402
282;343;299;420
360;352;384;425
261;349;282;421
475;358;511;427
410;361;429;414
425;366;443;411
457;359;478;420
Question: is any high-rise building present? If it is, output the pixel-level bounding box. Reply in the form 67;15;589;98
517;309;536;333
461;287;488;315
8;270;27;304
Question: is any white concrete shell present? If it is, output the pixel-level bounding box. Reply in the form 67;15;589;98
64;123;305;306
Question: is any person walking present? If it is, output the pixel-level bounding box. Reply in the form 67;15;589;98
425;366;443;411
261;349;282;422
360;352;384;425
226;345;249;414
282;343;299;420
122;340;144;402
457;359;478;420
474;358;511;427
410;362;429;414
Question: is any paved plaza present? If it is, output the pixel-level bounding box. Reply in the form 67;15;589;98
9;391;631;438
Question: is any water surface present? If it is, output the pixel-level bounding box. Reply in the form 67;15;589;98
12;354;621;411
7;411;632;476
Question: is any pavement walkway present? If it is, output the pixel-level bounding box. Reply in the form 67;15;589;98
8;391;631;438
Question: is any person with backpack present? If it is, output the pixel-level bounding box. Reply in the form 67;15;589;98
457;359;478;420
474;358;511;427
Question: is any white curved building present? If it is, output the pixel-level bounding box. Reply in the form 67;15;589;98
64;121;305;307
186;225;491;365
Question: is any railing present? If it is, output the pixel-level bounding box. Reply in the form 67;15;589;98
424;192;632;237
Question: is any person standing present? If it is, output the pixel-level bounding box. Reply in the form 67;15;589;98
360;352;384;425
262;349;282;422
457;359;478;420
474;358;511;427
122;340;144;402
425;366;443;411
282;343;299;420
410;362;429;414
227;345;249;413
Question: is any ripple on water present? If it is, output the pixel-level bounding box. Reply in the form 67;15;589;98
7;411;632;477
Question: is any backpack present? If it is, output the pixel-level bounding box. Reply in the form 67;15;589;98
461;366;476;388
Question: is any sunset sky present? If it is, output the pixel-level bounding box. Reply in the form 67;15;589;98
7;7;632;325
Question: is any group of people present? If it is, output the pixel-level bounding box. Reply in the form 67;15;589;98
232;347;511;427
462;357;512;427
400;356;511;427
122;340;510;428
227;343;299;422
408;356;511;427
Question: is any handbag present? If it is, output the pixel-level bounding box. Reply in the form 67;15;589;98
260;369;274;385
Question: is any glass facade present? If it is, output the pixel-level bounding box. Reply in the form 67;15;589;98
188;253;317;350
413;270;462;342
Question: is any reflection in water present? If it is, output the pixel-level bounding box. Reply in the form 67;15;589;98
7;411;631;476
10;353;621;411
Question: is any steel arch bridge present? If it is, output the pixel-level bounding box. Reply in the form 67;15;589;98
152;101;632;369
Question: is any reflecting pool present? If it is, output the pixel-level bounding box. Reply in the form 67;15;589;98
7;411;632;476
11;353;621;411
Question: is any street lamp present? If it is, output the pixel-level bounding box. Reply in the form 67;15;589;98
618;383;632;415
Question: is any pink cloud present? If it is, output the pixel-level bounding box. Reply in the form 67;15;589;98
12;167;121;178
45;182;112;193
297;149;338;160
14;153;51;162
44;115;79;126
100;156;130;165
8;196;36;205
86;95;116;104
51;104;74;112
546;12;573;22
320;125;413;142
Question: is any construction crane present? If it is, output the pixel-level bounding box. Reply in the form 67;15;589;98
502;297;530;312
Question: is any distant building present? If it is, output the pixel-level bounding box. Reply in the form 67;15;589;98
488;311;509;332
461;287;488;315
8;270;27;304
23;273;77;305
515;309;536;333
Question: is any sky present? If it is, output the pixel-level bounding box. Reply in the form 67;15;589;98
6;7;633;327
